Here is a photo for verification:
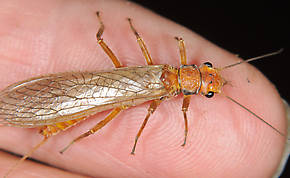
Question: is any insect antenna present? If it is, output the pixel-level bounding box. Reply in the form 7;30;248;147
224;95;286;137
220;48;283;70
3;137;49;178
218;48;288;139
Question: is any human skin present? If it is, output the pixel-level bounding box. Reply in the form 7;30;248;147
0;0;287;177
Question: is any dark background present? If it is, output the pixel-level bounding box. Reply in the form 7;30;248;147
131;1;289;177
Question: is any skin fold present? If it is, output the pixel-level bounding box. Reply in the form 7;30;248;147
0;0;286;177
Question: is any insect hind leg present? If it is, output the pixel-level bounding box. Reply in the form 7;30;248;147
59;107;123;154
96;12;122;68
4;136;49;178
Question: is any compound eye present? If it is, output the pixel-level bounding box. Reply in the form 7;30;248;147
205;91;214;98
203;62;213;68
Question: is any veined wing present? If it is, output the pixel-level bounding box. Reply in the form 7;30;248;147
0;65;168;127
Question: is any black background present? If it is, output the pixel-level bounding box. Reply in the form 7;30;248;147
131;1;289;177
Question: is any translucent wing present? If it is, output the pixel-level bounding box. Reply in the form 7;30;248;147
0;65;168;127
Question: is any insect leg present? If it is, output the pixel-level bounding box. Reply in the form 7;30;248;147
96;12;122;68
175;37;191;146
131;99;162;154
59;107;123;154
127;18;154;65
181;95;191;146
175;37;187;65
4;136;49;178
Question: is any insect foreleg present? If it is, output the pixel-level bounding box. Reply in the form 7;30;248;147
175;37;187;65
175;37;191;146
181;95;192;146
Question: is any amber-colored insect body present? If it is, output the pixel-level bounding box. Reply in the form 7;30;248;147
0;12;285;177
